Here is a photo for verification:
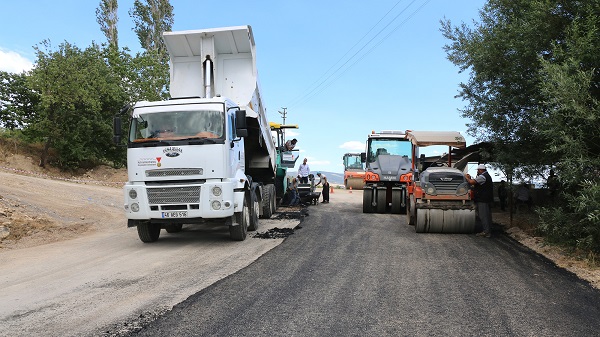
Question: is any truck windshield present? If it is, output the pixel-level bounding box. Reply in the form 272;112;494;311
130;109;224;142
367;138;411;162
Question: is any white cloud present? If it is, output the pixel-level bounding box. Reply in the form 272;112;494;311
285;130;300;138
0;50;34;73
339;141;364;151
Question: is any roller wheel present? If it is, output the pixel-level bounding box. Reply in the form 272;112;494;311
415;209;476;233
347;178;364;190
248;191;260;231
415;208;428;233
443;209;476;233
165;224;183;233
230;193;249;241
391;189;403;214
376;188;387;213
427;209;445;232
363;189;374;213
137;222;161;242
406;195;416;226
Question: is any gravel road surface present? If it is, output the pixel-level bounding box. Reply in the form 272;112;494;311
0;171;300;337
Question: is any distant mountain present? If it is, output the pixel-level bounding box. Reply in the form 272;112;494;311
320;171;344;185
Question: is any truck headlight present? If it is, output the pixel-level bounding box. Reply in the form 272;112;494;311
211;186;222;197
211;200;221;210
422;182;437;196
456;183;469;196
128;189;138;199
131;203;140;212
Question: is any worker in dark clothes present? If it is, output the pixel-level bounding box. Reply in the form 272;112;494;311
465;164;494;237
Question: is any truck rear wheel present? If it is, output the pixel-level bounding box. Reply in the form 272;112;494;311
270;185;277;214
137;222;161;242
376;188;387;213
230;193;249;241
260;184;275;219
248;191;260;231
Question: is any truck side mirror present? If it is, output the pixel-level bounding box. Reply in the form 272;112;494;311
113;116;122;144
361;153;366;163
235;109;248;138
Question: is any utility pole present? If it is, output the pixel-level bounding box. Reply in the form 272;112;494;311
278;107;287;124
278;107;287;140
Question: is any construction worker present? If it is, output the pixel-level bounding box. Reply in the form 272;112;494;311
297;158;310;184
284;138;297;151
465;164;493;237
316;172;329;203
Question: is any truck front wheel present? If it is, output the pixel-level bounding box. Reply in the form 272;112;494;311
137;222;161;242
230;193;249;241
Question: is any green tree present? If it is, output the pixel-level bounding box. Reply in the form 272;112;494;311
0;71;40;130
128;0;174;100
129;0;174;54
536;2;600;252
28;41;127;169
441;0;571;173
96;0;119;49
442;0;600;252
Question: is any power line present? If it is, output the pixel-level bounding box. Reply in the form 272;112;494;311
286;0;406;108
302;0;433;102
287;0;432;109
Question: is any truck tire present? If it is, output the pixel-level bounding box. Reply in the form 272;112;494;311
391;189;403;214
260;184;274;219
165;224;183;233
270;185;277;214
230;193;249;241
248;191;260;231
363;189;374;213
376;188;387;213
137;222;161;242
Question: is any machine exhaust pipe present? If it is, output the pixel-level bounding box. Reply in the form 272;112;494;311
204;56;213;98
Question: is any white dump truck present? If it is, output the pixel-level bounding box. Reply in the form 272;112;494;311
113;26;277;242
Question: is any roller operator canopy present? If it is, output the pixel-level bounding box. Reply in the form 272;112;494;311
405;131;467;148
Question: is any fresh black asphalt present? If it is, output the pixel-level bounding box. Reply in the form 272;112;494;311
124;198;600;336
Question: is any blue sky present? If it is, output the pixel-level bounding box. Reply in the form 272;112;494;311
0;0;490;176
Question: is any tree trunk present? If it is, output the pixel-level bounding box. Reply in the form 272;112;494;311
39;139;51;168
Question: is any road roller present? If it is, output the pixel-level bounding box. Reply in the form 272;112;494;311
361;130;412;214
404;131;476;233
343;153;366;190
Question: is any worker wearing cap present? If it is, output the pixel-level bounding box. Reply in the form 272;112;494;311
465;164;494;237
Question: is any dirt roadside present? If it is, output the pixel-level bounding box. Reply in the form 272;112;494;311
0;152;598;290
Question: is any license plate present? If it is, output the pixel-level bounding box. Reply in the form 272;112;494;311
161;211;188;218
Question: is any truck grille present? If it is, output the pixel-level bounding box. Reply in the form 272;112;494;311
428;172;464;194
147;186;200;204
146;168;202;177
